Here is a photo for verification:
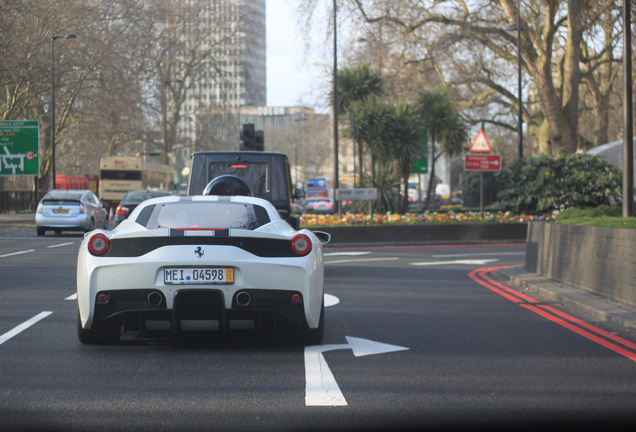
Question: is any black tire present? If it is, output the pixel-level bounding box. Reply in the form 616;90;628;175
36;227;45;236
77;309;120;345
303;300;325;345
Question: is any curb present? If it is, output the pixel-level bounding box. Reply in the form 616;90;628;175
496;266;636;332
319;222;528;245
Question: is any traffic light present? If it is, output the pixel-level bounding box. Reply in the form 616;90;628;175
240;123;255;150
254;130;264;151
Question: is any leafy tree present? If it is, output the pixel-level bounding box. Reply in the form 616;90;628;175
495;154;623;215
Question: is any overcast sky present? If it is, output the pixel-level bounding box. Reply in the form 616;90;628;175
266;0;330;110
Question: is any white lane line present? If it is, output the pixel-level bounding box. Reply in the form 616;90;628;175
0;311;53;346
324;251;371;257
432;252;525;258
410;259;499;266
65;293;78;301
47;242;74;249
325;257;399;265
0;249;35;258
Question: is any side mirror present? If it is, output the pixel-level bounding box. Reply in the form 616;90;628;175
312;230;331;245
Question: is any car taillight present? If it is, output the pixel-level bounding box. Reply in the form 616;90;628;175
80;203;86;214
291;234;312;256
88;233;110;256
115;206;129;216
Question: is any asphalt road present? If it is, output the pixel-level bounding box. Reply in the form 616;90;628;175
1;225;636;431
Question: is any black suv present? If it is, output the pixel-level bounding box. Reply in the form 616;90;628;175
187;151;304;228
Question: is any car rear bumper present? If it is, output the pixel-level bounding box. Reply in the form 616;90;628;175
87;288;312;335
35;213;88;229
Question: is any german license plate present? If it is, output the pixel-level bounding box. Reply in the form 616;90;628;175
164;267;233;285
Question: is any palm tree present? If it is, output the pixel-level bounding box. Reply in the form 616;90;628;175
333;64;383;185
349;98;424;213
416;89;468;210
350;95;391;186
385;103;424;213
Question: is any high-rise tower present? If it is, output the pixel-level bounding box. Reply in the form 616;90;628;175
174;0;266;153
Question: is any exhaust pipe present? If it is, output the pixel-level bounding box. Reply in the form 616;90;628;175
236;291;251;307
147;291;163;307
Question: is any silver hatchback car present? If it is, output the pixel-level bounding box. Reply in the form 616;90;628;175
35;189;109;236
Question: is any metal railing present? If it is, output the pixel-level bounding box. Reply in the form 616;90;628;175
0;191;36;213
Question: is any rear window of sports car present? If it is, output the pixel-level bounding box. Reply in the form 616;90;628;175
136;201;270;230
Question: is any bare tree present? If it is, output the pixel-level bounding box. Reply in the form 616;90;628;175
297;0;625;155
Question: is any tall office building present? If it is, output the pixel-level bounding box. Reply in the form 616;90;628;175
174;0;266;155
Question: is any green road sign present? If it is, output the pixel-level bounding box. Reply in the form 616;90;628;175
412;152;428;174
0;120;39;176
412;131;428;174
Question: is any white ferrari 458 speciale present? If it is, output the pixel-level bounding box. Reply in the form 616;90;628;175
76;194;329;345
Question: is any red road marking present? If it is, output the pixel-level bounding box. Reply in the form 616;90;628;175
470;266;636;363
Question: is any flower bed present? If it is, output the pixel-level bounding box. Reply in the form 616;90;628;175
300;211;541;227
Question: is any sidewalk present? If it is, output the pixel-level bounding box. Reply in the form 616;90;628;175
497;266;636;333
0;212;34;225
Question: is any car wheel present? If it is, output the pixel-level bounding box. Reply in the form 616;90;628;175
303;300;325;345
36;227;45;236
77;309;120;345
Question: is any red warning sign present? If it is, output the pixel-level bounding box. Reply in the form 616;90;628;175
469;130;492;152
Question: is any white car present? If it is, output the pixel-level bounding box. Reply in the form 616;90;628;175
305;197;336;214
76;194;329;345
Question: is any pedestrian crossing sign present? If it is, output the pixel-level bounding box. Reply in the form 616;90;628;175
469;130;492;152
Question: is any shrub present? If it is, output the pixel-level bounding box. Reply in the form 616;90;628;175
495;154;622;215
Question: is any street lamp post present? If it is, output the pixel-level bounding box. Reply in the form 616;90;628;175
333;0;339;209
623;1;634;217
50;30;77;190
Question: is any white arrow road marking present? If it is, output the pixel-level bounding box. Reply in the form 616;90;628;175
0;311;53;346
305;336;409;406
410;259;499;266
